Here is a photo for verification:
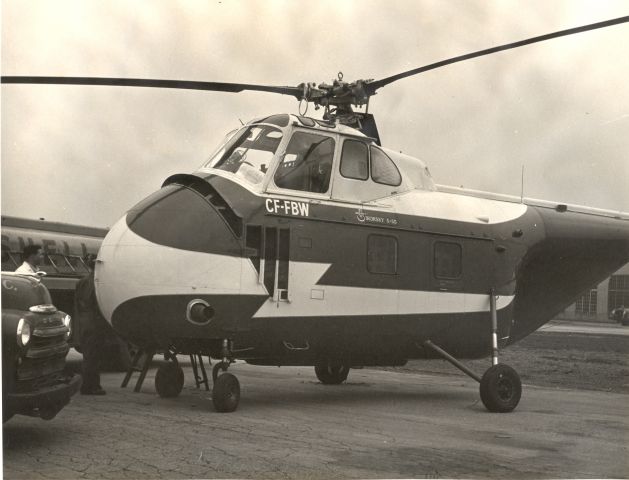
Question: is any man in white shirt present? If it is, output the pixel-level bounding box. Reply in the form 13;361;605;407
15;244;44;275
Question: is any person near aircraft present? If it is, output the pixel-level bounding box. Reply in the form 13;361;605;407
75;254;107;395
14;244;44;275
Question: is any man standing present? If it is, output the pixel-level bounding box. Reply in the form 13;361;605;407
75;255;107;395
15;244;44;275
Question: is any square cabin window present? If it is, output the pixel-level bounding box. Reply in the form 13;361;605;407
434;241;462;279
367;235;398;274
340;140;369;180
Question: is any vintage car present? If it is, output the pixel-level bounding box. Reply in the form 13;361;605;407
610;306;629;326
2;272;81;422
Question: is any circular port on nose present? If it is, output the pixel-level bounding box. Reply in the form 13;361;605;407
186;299;215;326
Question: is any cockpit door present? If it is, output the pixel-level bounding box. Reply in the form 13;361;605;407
265;129;337;199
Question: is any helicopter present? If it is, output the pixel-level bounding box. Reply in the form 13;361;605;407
2;15;628;414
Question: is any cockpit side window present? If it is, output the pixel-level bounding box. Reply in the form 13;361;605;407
340;140;369;180
370;146;402;187
341;140;369;180
210;125;283;185
273;132;335;194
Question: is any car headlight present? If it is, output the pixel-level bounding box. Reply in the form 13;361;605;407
17;318;31;347
63;314;72;338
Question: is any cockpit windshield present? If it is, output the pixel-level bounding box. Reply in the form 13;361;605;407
205;125;283;185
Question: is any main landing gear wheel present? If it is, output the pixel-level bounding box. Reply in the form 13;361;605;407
315;363;350;385
155;362;184;398
212;372;240;412
480;364;522;413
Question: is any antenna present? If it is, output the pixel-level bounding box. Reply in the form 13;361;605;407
520;165;525;203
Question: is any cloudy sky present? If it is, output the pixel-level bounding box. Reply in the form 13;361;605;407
2;0;628;227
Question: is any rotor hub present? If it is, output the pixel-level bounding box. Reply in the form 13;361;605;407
298;73;374;111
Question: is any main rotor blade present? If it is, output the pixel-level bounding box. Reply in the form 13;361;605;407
0;76;304;99
368;15;629;93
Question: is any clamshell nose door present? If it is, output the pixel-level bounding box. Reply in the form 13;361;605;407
95;178;248;343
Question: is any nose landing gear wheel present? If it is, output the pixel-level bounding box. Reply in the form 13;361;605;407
480;364;522;413
314;363;350;385
155;362;184;398
212;372;240;412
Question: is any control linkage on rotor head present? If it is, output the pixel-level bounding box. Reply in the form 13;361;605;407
297;72;374;113
294;72;378;136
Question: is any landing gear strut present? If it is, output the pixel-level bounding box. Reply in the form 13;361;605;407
423;290;522;413
212;361;229;382
211;339;240;413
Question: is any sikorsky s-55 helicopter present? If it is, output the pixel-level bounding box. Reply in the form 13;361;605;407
3;16;629;413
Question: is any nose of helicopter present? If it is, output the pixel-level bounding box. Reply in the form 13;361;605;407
510;206;629;342
94;183;267;346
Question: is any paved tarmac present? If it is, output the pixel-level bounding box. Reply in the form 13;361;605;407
3;356;628;479
538;320;629;336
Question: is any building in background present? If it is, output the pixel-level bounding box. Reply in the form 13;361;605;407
557;263;629;322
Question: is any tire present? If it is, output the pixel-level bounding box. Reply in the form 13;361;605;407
155;363;184;398
480;364;522;413
212;373;240;413
314;363;350;385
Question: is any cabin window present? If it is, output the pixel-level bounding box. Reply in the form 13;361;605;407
211;125;283;185
1;249;18;271
370;147;402;186
39;254;59;274
274;132;335;194
340;140;369;180
367;234;398;274
66;255;90;274
47;254;75;274
434;241;462;279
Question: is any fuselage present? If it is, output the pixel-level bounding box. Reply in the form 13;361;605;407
1;216;105;314
94;114;629;365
